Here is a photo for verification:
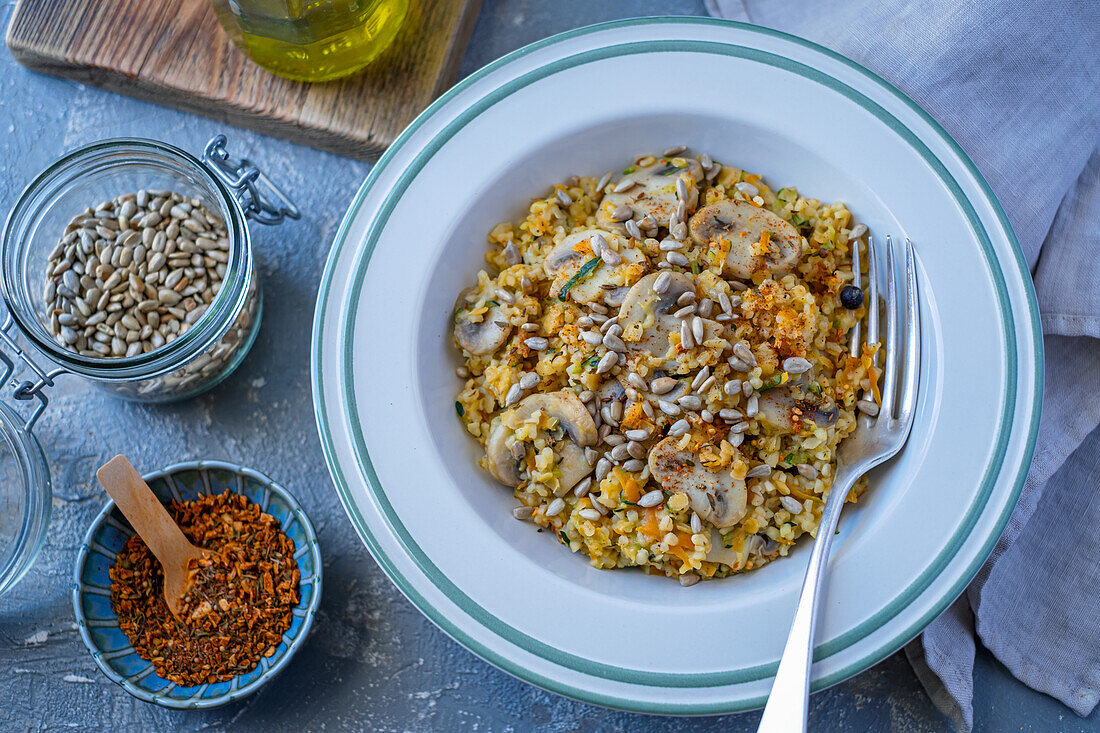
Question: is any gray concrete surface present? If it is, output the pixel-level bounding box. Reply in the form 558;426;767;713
0;1;1095;730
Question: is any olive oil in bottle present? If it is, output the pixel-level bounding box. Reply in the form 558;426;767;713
210;0;409;82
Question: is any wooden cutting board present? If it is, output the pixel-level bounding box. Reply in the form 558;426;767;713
5;0;481;160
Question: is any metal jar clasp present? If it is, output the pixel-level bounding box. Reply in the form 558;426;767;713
0;314;62;431
202;135;301;226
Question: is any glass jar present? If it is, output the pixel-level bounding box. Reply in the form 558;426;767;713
0;135;297;403
209;0;410;82
0;134;296;597
0;361;51;598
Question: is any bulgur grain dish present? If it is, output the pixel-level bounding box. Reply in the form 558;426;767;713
453;147;878;585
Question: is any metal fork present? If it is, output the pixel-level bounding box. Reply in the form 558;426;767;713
757;236;921;732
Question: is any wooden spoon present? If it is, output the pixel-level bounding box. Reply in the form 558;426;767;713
96;455;208;621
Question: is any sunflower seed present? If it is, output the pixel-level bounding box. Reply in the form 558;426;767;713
602;333;626;352
679;320;694;350
668;418;690;437
509;441;526;462
783;357;812;374
556;189;573;206
667;251;689;267
732;342;757;367
597;172;613;191
779;496;803;515
659;238;684;251
735;182;760;197
638;490;665;507
691;366;711;391
596;458;613;481
503;241;521;265
662;145;687;156
524;337;549;350
673;305;695;319
596;351;619;374
601;247;622;266
677;395;702;410
746;393;760;417
650;376;678;394
653;271;672;294
797;463;819;480
724;379;742;396
658;400;681;416
675;177;688;200
857;399;880;416
624;219;643;239
677;316;695;347
626;372;648;392
546;498;566;517
512;506;535;520
611;205;634;222
691;316;704;343
718;291;733;315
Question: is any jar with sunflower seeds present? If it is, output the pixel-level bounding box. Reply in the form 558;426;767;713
0;135;297;402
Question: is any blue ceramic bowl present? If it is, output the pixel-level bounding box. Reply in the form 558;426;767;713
72;460;322;709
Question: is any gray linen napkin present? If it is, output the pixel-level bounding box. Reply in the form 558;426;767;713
703;1;1100;728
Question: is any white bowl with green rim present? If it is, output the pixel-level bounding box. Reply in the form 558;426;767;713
311;17;1042;714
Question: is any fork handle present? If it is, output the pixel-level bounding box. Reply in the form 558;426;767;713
757;467;858;732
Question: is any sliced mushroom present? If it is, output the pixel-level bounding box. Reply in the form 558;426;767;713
704;530;768;569
705;529;742;568
648;435;748;528
485;390;597;493
618;272;721;373
756;387;839;433
602;285;630;308
544;229;645;304
690;200;803;279
597;158;703;232
618;271;691;362
454;287;511;355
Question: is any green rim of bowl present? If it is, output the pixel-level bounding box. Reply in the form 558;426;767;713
311;17;1043;715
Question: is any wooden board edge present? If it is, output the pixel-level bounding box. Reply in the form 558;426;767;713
7;46;389;160
431;0;482;97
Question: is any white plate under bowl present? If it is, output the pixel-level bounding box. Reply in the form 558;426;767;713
311;18;1041;714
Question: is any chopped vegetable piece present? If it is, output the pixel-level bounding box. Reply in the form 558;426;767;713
759;372;790;391
558;257;601;301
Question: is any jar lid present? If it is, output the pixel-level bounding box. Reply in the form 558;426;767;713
0;400;51;597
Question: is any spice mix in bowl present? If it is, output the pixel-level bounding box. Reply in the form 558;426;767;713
73;461;322;708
